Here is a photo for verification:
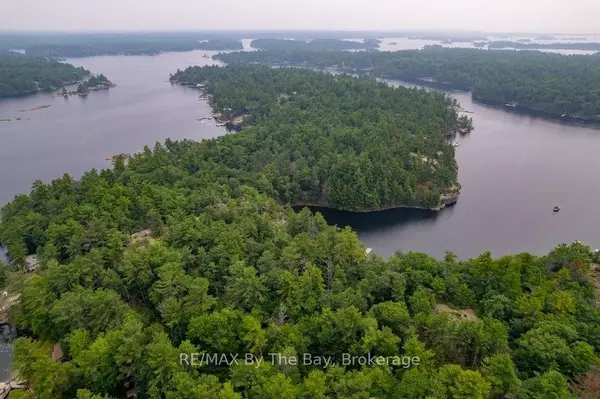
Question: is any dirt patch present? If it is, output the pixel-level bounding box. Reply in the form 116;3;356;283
435;303;478;321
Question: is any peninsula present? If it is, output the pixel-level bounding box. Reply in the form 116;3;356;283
170;65;470;212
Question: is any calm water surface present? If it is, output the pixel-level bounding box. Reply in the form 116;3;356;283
317;81;600;259
0;50;227;205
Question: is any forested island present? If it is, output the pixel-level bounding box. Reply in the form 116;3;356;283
215;47;600;123
0;32;242;58
0;52;89;96
0;66;599;397
52;74;116;97
488;41;600;51
251;38;380;51
24;38;243;58
76;74;115;94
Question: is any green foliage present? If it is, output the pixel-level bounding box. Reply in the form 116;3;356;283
216;47;600;121
170;65;465;211
0;51;88;96
0;65;597;398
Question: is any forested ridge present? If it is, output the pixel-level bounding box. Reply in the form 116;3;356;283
169;65;466;211
0;52;89;96
215;47;600;122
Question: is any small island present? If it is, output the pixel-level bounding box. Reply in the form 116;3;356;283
55;74;115;97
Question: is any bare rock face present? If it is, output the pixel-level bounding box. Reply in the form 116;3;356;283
432;183;461;211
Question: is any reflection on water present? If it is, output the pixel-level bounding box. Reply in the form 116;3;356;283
300;206;441;232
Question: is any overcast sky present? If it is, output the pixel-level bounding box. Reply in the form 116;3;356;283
2;0;598;33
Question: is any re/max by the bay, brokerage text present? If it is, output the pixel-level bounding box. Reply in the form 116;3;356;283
180;352;421;369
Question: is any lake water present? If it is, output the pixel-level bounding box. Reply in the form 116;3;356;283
318;82;600;259
0;50;227;206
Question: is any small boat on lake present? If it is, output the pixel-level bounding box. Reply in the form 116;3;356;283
505;103;518;108
553;206;561;212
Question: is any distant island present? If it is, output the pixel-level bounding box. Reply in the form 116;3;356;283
54;74;116;97
0;32;243;58
24;38;243;57
407;33;487;42
0;51;89;97
250;38;380;51
215;47;600;124
488;41;600;51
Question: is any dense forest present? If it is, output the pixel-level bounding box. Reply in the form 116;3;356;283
170;65;466;211
1;117;599;397
488;41;600;51
215;46;600;122
0;63;599;398
0;52;89;96
250;39;379;51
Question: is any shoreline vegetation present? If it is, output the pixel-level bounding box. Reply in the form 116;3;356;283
214;47;600;124
170;65;471;212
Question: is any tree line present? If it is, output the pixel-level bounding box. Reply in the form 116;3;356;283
215;46;600;122
488;41;600;51
0;52;89;96
24;38;243;58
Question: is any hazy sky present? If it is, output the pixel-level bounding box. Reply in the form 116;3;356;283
2;0;599;33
